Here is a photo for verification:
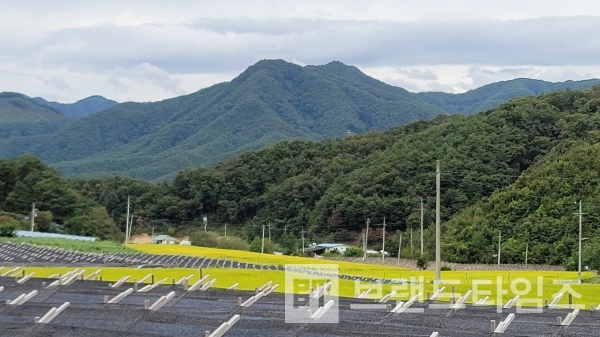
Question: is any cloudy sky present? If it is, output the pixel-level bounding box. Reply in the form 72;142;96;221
1;0;600;103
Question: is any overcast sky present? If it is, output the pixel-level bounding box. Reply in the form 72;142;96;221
2;0;600;103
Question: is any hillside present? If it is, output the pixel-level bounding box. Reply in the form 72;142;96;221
2;61;599;182
417;78;600;114
70;85;600;267
0;92;67;123
31;60;445;181
33;95;118;119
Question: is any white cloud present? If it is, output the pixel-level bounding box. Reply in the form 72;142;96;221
1;1;600;101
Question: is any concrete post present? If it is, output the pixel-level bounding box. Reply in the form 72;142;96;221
387;304;392;312
144;300;150;310
490;320;496;333
451;286;455;303
427;292;431;300
237;297;242;306
134;282;138;292
152;275;155;284
557;317;562;325
103;295;108;304
204;331;210;337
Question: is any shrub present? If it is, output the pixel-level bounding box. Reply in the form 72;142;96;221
249;236;273;253
189;231;219;248
416;255;428;270
441;265;452;271
0;222;16;237
217;236;249;251
343;246;364;257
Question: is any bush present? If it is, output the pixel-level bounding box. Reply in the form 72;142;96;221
343;246;364;257
189;231;219;248
217;236;249;251
441;265;452;271
249;236;273;253
416;255;428;270
0;222;16;237
324;250;341;257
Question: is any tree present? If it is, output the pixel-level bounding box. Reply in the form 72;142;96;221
278;233;299;255
64;216;95;237
0;219;17;237
249;236;273;253
36;211;53;233
189;231;219;248
343;246;364;257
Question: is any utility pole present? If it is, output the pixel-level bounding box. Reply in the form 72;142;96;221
364;218;370;260
268;222;271;243
128;213;134;242
574;200;585;284
525;241;529;267
435;160;441;283
497;230;501;265
397;231;402;265
224;223;227;237
203;216;207;231
284;225;287;235
125;196;130;245
30;202;36;232
382;217;386;263
420;197;424;256
261;224;265;254
410;228;414;258
301;227;306;256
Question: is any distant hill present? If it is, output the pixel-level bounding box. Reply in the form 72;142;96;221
0;92;67;123
33;95;118;119
30;60;445;180
1;61;599;181
417;78;600;114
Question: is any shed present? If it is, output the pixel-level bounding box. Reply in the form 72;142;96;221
152;235;176;244
305;243;348;255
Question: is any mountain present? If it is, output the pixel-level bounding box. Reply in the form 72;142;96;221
0;93;70;157
33;95;118;119
417;78;600;114
2;60;599;182
71;85;600;267
0;92;67;123
29;60;445;181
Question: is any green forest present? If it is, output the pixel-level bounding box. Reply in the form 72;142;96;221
2;60;598;182
2;85;600;269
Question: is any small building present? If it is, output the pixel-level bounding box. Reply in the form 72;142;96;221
306;243;348;255
152;235;176;244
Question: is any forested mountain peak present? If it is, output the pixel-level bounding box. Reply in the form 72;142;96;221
2;60;600;182
32;95;118;119
0;92;67;124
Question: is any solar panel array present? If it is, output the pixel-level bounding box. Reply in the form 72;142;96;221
1;273;600;336
1;242;600;336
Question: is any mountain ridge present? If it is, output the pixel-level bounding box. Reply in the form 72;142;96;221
32;95;118;119
1;60;599;181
